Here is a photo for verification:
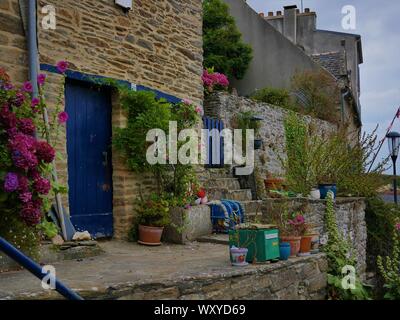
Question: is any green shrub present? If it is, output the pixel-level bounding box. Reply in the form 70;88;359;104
203;0;253;80
282;113;387;197
282;112;315;195
291;70;340;123
251;87;292;108
377;227;400;300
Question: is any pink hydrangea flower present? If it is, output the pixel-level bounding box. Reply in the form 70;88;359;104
56;61;69;74
58;111;69;124
20;201;42;226
14;92;25;107
195;106;203;115
19;192;33;203
23;81;33;93
396;223;400;231
37;74;46;86
8;133;38;170
182;99;192;105
34;176;51;195
17;118;36;136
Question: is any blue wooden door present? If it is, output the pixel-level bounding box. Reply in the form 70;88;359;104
65;81;113;238
203;117;225;168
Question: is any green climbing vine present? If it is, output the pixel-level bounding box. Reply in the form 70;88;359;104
322;191;370;300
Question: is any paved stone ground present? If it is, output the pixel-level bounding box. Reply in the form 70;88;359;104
0;241;327;300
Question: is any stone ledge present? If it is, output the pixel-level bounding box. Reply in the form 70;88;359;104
1;241;327;300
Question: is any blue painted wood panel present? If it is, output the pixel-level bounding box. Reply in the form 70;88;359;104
203;117;225;168
65;81;113;238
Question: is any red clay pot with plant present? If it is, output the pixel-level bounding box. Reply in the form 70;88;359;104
300;235;313;254
138;225;164;246
135;194;171;246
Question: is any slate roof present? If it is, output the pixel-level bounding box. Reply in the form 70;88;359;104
311;51;347;82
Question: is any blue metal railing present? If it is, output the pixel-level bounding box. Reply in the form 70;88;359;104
0;236;83;300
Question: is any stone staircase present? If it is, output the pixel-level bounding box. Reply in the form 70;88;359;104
200;168;263;221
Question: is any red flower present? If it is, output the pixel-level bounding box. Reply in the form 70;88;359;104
197;188;206;199
17;118;36;136
35;140;55;164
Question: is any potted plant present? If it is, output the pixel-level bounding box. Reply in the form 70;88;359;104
298;222;315;256
315;160;337;199
279;242;291;261
278;211;303;258
229;225;249;267
264;173;285;193
136;193;171;246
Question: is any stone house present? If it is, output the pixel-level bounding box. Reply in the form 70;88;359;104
0;0;203;239
223;0;362;137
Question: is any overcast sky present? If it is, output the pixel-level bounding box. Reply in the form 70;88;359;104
247;0;400;168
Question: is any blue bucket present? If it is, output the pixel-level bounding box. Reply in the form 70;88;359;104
318;184;337;200
279;242;291;261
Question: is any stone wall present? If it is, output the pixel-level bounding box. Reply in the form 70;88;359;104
262;197;367;276
0;0;29;84
37;0;203;105
205;92;336;177
1;0;204;240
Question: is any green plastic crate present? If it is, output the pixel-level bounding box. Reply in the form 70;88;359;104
229;228;280;263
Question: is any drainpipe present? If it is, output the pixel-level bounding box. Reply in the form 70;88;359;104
27;0;39;98
27;0;68;241
341;88;351;124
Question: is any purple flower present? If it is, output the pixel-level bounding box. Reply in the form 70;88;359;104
56;61;69;74
396;223;400;232
37;74;46;86
182;99;192;105
4;173;19;193
23;81;33;93
4;83;14;90
58;111;69;124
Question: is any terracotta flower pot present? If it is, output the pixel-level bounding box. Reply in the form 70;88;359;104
264;178;284;191
280;236;301;257
299;236;313;255
138;225;164;246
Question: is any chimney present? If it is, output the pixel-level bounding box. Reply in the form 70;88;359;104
259;12;264;18
283;5;297;44
304;8;310;13
268;11;274;17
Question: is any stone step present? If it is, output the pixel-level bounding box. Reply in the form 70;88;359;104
206;167;233;179
241;200;263;216
197;234;229;245
205;177;241;190
208;188;253;202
